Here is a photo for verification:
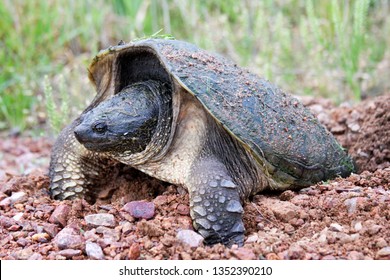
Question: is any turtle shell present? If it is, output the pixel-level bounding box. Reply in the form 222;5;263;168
87;39;354;187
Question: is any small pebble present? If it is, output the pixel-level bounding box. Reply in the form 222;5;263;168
330;125;345;134
344;198;357;214
1;235;13;247
321;255;336;260
84;229;99;241
85;213;116;227
245;234;258;243
32;233;50;243
266;253;280;260
153;195;168;207
318;233;327;244
57;249;82;258
231;247;256;260
0;192;27;207
99;205;113;211
16;238;30;247
42;223;59;238
287;243;306;259
338;233;354;244
28;253;43;260
376;247;390;257
128;243;141;260
329;223;343;232
54;227;85;250
49;204;71;227
176;204;190;216
123;201;155;220
12;248;34;260
8;224;21;231
12;212;24;221
55;255;66;260
176;230;204;248
0;216;16;228
348;251;365;260
180;252;192;260
279;190;295;201
95;226;110;234
354;221;362;232
14;203;24;211
292;218;305;227
375;238;388;248
347;122;360;132
86;242;105;260
367;225;382;235
101;228;120;243
121;222;133;235
284;224;295;234
10;192;27;204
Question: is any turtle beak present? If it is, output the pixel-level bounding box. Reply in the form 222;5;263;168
74;120;115;152
74;123;91;144
74;120;109;142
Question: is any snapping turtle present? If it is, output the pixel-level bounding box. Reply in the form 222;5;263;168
49;39;354;246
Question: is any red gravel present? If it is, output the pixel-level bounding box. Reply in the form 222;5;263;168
0;94;389;260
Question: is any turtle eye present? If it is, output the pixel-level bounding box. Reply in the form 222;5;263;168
92;122;107;134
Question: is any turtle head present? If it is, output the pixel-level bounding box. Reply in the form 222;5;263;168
74;83;159;154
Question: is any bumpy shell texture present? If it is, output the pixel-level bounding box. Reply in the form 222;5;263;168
87;39;355;187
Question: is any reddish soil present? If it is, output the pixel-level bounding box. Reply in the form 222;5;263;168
0;94;389;260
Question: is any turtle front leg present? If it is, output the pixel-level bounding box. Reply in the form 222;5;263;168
49;120;116;202
187;158;245;246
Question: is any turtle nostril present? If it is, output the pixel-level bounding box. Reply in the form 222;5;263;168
74;125;88;143
92;122;108;134
74;129;81;141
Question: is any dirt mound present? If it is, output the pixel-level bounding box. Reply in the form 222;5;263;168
302;94;390;172
0;94;389;260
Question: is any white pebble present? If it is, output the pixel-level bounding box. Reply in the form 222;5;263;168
12;213;24;221
177;230;204;248
329;223;343;232
85;214;116;227
86;242;104;260
10;192;27;203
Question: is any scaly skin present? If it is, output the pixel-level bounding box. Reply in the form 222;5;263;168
49;120;118;203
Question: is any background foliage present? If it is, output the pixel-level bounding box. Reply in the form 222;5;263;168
0;0;389;134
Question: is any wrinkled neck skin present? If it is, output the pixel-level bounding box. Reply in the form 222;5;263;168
111;80;175;165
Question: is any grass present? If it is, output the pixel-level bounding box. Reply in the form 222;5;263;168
0;0;389;134
43;75;70;135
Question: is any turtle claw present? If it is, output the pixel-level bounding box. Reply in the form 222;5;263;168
226;233;245;248
201;224;245;247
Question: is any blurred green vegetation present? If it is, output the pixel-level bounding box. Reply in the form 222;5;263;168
0;0;389;134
